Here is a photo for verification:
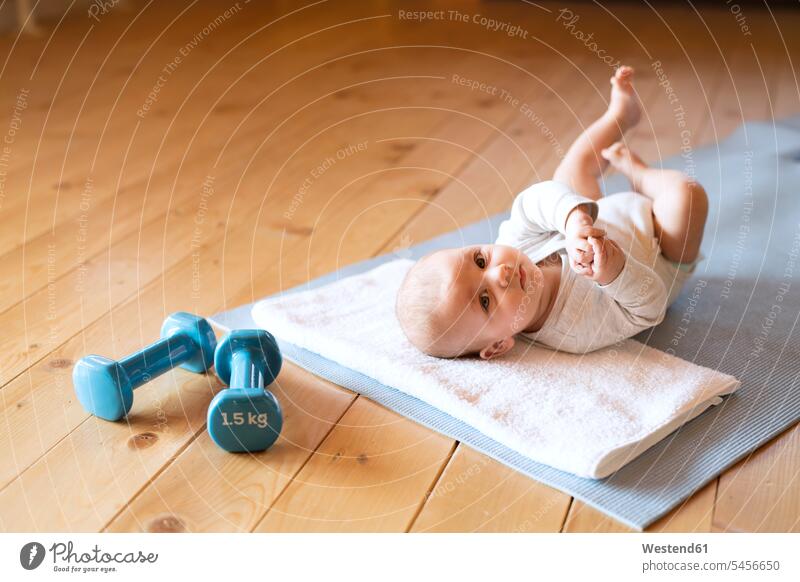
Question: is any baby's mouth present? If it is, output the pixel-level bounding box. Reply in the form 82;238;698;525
519;265;526;289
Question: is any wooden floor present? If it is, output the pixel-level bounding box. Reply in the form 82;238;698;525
0;0;798;533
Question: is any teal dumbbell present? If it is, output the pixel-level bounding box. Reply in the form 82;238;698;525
208;329;283;453
73;312;217;421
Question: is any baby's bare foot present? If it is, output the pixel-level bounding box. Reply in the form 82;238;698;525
601;142;647;191
608;66;641;131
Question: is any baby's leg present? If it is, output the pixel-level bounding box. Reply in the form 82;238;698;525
553;66;641;201
602;143;708;264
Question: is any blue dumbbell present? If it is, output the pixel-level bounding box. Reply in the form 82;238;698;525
73;312;217;421
208;329;283;453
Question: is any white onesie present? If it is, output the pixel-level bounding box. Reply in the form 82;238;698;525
495;180;697;354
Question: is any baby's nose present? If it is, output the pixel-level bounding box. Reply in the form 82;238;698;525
493;264;513;288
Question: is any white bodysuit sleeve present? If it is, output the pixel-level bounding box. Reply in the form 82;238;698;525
496;180;599;248
596;250;669;329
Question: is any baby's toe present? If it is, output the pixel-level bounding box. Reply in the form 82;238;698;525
616;65;634;79
602;142;625;160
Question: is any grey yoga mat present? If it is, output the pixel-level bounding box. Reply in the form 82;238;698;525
212;118;800;530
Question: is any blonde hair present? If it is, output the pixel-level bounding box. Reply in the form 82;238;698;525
395;253;477;358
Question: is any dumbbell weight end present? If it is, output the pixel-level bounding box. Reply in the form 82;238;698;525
207;388;283;453
208;329;284;453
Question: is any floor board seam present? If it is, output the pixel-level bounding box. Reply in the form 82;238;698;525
404;440;459;532
248;392;361;532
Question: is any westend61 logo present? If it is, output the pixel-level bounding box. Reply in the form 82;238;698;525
19;541;158;574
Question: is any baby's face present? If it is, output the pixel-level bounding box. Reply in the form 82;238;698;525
426;244;544;354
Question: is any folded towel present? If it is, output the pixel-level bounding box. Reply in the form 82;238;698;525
252;259;740;479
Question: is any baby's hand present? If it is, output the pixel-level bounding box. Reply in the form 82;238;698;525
583;236;626;285
565;223;606;276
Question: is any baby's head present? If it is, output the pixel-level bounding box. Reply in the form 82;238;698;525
395;244;544;359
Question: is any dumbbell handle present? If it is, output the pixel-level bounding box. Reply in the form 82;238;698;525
230;349;268;390
119;333;196;389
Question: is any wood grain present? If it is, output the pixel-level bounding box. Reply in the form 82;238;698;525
410;445;572;532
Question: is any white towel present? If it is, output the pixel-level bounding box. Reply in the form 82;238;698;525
252;259;739;479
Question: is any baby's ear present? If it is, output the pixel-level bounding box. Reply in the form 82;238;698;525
479;337;515;360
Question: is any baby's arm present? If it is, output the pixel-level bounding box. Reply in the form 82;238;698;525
587;237;668;328
497;180;603;250
496;180;605;263
519;181;599;233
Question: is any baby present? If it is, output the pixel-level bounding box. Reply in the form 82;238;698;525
396;66;708;359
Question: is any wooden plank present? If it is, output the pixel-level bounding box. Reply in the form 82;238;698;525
0;1;348;160
0;5;399;285
713;425;800;532
409;445;571;532
0;363;217;532
0;59;461;316
769;54;800;117
772;7;800;116
252;398;454;533
2;3;455;308
106;364;355;533
564;481;718;533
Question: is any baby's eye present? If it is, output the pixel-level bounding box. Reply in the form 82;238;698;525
474;250;487;269
479;292;490;313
